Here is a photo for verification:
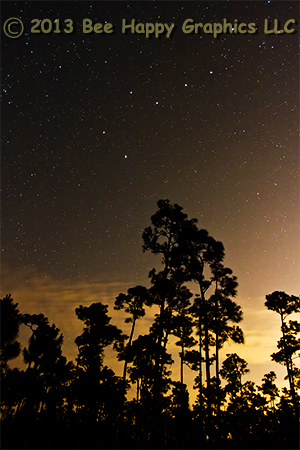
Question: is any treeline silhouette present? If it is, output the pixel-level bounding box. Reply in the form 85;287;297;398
1;200;299;449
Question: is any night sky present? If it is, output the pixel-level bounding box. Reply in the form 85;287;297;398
1;1;299;396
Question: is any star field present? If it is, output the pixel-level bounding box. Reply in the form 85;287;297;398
1;1;299;386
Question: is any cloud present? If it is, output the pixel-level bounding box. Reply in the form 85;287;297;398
1;265;296;398
1;265;134;364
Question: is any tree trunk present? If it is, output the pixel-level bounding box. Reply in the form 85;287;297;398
199;321;203;416
119;317;137;440
152;238;172;446
180;342;184;449
153;296;166;443
160;310;173;380
280;315;298;415
200;282;212;441
137;378;139;403
215;291;221;438
180;342;184;389
122;317;136;389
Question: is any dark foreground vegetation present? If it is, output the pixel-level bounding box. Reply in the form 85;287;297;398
1;200;299;449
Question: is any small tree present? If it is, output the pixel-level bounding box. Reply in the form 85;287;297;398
258;371;279;410
1;294;22;373
21;314;72;416
208;263;244;431
114;286;148;388
220;353;250;401
170;285;195;446
127;332;173;442
75;302;126;421
22;314;63;372
171;286;195;391
265;291;300;414
271;320;300;398
114;285;149;431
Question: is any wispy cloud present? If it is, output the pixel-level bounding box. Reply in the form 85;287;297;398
1;265;134;363
1;265;296;396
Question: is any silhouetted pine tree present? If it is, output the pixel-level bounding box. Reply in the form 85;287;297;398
265;291;300;415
